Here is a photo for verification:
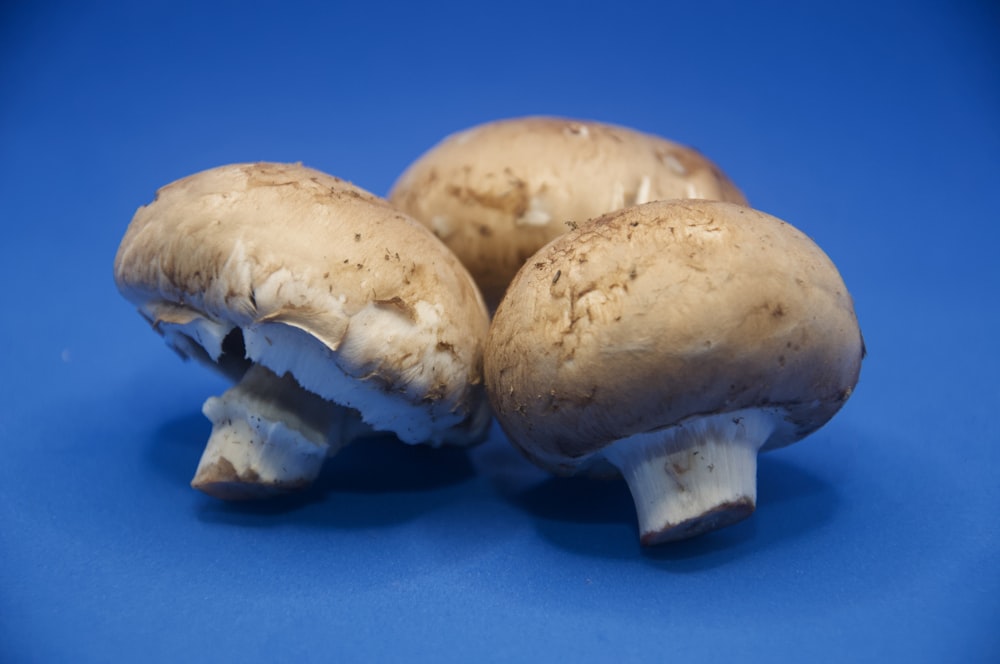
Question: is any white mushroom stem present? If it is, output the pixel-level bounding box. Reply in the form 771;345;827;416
601;408;778;545
192;363;371;499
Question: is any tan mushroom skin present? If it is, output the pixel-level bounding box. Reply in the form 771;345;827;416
486;200;863;544
389;116;747;307
115;162;491;499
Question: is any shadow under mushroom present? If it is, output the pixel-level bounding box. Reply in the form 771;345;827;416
504;454;839;566
148;410;477;528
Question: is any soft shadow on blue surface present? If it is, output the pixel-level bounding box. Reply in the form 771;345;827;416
146;412;213;488
147;411;477;527
643;456;837;568
507;454;837;567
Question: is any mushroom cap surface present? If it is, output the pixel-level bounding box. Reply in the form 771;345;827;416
115;162;490;445
485;200;863;472
389;116;747;306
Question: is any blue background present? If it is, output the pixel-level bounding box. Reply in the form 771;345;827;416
2;1;998;661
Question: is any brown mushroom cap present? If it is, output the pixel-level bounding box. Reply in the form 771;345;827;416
485;200;863;473
115;162;490;447
389;116;748;307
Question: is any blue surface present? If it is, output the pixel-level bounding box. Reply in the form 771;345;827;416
2;1;998;661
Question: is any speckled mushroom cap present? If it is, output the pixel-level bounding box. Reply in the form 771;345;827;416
485;199;863;473
115;162;491;445
389;116;748;307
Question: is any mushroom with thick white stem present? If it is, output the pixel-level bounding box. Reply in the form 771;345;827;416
485;200;864;544
115;162;491;499
389;116;747;308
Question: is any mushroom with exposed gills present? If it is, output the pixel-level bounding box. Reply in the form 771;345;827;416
389;116;747;308
114;162;491;499
485;200;864;544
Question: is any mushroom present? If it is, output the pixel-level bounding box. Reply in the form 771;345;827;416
389;116;747;308
485;200;863;544
115;162;491;499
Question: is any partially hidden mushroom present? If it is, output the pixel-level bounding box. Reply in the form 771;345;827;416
485;200;864;544
389;116;747;308
115;162;491;499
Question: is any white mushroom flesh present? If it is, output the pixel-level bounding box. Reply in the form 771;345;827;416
600;408;783;544
516;196;553;227
633;175;652;206
194;364;372;499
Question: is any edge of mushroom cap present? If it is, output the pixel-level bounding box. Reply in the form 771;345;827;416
114;162;491;445
390;116;748;207
388;116;747;306
484;199;863;472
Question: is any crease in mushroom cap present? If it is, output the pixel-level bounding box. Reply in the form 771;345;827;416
115;162;491;499
388;116;748;307
485;199;864;544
